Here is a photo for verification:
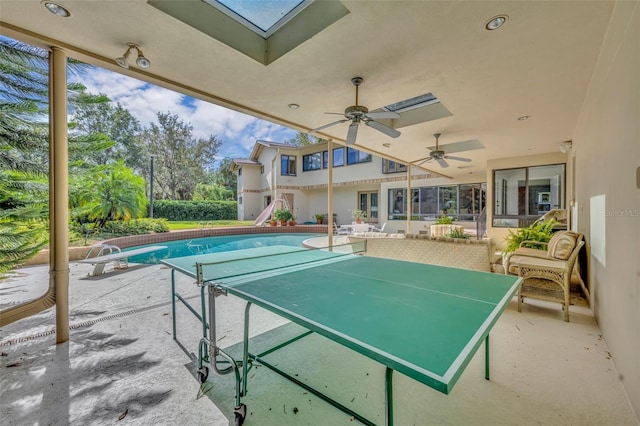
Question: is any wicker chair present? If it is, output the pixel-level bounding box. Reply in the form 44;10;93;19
503;231;585;322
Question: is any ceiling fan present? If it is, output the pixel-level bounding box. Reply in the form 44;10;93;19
309;77;401;145
413;133;472;168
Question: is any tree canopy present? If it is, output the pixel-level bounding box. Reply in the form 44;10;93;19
142;112;221;200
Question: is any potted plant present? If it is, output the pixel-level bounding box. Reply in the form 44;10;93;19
269;218;277;226
314;213;325;224
435;213;453;225
288;216;297;226
503;219;557;255
351;209;366;224
430;213;457;237
274;209;293;226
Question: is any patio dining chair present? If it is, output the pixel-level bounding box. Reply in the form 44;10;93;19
333;223;351;235
370;222;386;232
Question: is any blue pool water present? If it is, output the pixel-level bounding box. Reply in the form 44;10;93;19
123;233;320;264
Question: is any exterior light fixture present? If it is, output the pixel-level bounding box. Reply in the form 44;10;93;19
288;103;300;109
518;115;531;121
42;1;70;17
382;143;391;148
485;15;508;31
559;141;573;154
115;43;151;70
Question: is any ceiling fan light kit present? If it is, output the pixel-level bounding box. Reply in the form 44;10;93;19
309;77;401;145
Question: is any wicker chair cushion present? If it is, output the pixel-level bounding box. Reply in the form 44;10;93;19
547;231;578;260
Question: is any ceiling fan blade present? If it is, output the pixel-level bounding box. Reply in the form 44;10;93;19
415;156;433;166
365;119;401;138
346;122;359;145
436;157;449;168
309;119;348;134
365;111;400;119
444;155;471;162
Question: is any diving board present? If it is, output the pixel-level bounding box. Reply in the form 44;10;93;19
78;245;167;276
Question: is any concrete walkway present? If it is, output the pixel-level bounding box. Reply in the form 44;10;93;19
1;260;638;425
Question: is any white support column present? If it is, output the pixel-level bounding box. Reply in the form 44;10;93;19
406;166;412;234
327;140;334;246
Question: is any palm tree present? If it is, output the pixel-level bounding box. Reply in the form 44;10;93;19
72;161;148;229
0;37;112;274
0;39;52;274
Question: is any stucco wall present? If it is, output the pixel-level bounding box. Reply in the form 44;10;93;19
571;1;640;418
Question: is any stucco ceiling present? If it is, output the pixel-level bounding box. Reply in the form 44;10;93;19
0;0;614;178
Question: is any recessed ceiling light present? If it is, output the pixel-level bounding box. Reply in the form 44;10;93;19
518;115;531;121
288;103;300;109
42;1;70;17
485;15;508;31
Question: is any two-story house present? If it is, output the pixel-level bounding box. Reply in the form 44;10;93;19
232;140;491;234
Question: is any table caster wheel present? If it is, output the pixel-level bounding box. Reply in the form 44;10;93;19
234;403;246;426
197;366;209;383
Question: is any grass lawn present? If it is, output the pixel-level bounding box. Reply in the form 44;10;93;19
167;220;253;230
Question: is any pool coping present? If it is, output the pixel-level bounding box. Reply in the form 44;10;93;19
24;225;330;265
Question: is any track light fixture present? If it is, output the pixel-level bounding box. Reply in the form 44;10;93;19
115;43;151;70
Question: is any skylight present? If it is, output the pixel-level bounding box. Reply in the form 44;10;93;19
384;93;439;113
204;0;313;37
149;0;349;65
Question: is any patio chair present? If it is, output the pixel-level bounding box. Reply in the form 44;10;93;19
503;230;585;322
370;222;386;232
333;223;351;235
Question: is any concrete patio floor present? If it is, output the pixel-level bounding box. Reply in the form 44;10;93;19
1;260;637;425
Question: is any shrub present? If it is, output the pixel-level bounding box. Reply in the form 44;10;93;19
274;209;293;222
152;200;237;221
435;214;453;225
100;218;169;236
446;229;471;239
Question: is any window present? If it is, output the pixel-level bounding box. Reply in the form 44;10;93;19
281;154;296;176
439;186;458;215
419;187;438;216
302;152;322;171
493;164;565;227
388;183;486;221
260;165;264;174
346;148;371;165
238;196;243;205
203;0;312;37
382;159;408;174
459;183;484;220
323;147;345;168
238;167;242;176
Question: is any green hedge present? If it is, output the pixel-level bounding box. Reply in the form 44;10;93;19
152;200;237;221
102;218;170;235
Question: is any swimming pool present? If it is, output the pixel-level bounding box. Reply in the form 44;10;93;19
123;233;321;264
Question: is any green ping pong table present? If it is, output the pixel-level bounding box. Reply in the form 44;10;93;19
162;243;521;426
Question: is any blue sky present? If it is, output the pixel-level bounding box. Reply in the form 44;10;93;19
76;66;298;164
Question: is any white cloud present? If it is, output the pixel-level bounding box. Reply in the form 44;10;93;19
77;67;298;162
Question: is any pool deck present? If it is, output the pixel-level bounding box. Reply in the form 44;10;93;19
1;258;638;425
